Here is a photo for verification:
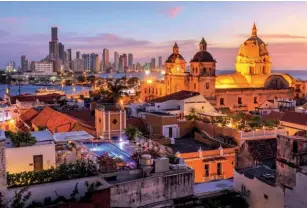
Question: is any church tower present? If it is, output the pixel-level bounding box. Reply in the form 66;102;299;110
165;43;188;94
190;38;216;98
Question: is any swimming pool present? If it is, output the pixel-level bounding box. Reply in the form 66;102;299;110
83;142;132;162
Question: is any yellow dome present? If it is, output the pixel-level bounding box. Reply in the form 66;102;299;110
238;23;269;58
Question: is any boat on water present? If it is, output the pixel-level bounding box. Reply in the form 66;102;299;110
33;82;60;86
35;88;65;96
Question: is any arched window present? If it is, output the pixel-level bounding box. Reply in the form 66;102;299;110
238;97;242;105
194;83;196;90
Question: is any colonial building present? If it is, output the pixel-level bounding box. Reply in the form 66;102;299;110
141;23;296;111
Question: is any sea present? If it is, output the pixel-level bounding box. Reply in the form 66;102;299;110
0;69;306;98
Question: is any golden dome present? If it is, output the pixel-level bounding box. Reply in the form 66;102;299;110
238;23;269;58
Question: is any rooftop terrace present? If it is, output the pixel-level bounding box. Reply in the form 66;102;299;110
166;137;215;153
236;165;276;186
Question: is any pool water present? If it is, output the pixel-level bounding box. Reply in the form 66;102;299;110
83;142;131;162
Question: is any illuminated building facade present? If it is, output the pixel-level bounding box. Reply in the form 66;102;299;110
141;24;296;111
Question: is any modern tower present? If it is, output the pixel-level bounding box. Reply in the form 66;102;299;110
49;27;59;57
67;49;72;69
58;43;65;61
114;52;119;72
150;58;156;69
158;56;162;68
21;55;29;72
128;53;133;69
102;49;109;70
82;53;90;71
76;51;81;59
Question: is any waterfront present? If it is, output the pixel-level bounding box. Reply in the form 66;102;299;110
0;84;90;98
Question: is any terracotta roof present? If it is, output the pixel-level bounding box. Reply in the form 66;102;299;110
20;108;39;124
246;139;276;161
281;111;307;126
262;111;284;121
71;123;96;137
31;106;78;133
149;90;200;103
63;110;95;127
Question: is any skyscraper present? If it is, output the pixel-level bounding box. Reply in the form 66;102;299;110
119;55;123;72
49;27;59;57
76;51;80;59
21;55;29;72
67;49;72;69
90;53;100;72
114;52;119;72
158;56;162;68
58;43;65;62
82;53;90;71
102;49;109;70
51;27;58;41
128;53;133;69
150;58;156;69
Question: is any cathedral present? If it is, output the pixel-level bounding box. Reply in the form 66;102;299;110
141;23;296;111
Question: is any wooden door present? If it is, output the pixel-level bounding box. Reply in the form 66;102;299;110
33;155;43;171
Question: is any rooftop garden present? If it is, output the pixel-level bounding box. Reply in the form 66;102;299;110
5;131;37;147
7;160;97;188
203;112;281;132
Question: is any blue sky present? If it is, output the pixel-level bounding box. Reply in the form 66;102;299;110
0;1;306;69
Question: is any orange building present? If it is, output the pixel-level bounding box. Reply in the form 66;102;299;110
95;104;126;139
166;137;236;183
141;23;296;111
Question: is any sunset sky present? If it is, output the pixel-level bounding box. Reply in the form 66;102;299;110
0;1;306;70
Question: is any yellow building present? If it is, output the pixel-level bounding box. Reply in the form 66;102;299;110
141;23;296;111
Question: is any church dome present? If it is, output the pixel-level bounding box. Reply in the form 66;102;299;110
165;42;186;63
191;51;215;62
190;38;216;63
238;23;269;57
166;54;185;63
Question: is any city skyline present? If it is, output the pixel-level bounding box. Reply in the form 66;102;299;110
0;2;307;69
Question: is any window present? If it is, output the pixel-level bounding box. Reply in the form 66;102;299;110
202;106;204;110
254;97;258;104
160;89;162;95
204;164;210;177
238;97;242;105
264;194;268;200
112;119;118;124
220;98;224;106
206;83;209;89
144;89;147;94
99;118;101;123
217;163;222;175
241;185;246;194
194;83;196;90
149;88;151;93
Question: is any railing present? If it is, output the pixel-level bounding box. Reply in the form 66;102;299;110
240;128;286;139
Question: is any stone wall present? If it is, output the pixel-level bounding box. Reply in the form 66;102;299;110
0;141;6;204
110;170;194;207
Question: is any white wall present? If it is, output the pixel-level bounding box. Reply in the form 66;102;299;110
233;171;284;208
6;143;56;174
183;95;217;116
285;172;307;208
7;176;108;207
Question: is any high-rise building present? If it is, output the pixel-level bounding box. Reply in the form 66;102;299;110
114;52;119;72
51;27;58;41
66;49;72;69
49;27;59;57
90;53;100;72
123;54;127;68
158;56;162;68
128;53;133;69
150;58;156;69
32;61;55;75
76;51;80;60
72;59;84;73
119;55;123;72
58;43;65;62
102;49;109;70
21;55;29;72
82;53;90;71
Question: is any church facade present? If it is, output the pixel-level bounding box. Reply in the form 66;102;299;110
141;24;295;111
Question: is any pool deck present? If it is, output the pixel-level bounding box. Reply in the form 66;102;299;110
111;139;137;156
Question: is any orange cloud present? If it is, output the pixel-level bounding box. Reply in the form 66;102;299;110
164;6;184;18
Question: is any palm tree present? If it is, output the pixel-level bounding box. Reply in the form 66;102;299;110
101;79;128;103
185;107;199;121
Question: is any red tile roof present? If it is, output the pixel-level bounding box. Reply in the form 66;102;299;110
63;110;95;127
281;111;307;126
149;90;200;103
31;106;78;133
20;108;39;124
262;111;284;121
